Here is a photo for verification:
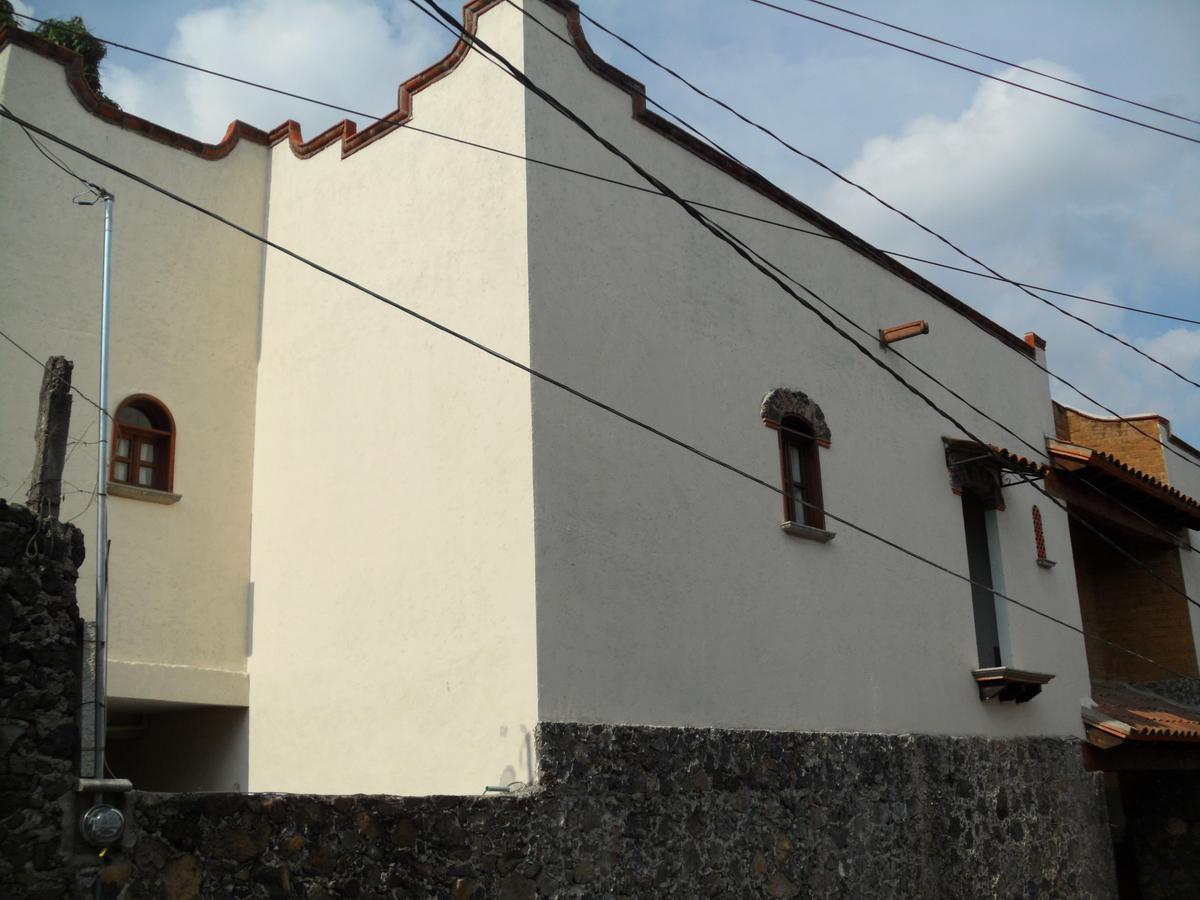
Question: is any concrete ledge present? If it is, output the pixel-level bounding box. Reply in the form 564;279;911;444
107;659;248;707
781;521;835;542
107;483;181;505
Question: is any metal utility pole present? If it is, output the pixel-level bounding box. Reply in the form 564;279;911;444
93;189;114;780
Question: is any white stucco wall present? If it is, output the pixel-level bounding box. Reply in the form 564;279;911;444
0;44;264;707
1161;427;1200;664
520;2;1090;737
4;0;1105;798
246;2;539;794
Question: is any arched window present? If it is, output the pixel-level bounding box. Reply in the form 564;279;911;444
779;416;824;530
761;388;831;534
110;395;175;492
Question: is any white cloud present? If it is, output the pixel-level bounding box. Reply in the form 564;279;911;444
817;61;1200;439
822;61;1193;261
10;0;35;19
103;0;442;143
1142;327;1200;373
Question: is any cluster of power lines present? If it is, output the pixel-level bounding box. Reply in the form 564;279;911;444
1;0;1197;681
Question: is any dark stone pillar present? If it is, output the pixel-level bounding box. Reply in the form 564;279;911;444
1122;770;1200;899
0;500;85;899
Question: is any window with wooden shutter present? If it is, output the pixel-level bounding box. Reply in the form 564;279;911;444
110;395;175;492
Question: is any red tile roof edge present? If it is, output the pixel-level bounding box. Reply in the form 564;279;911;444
942;438;1049;478
1086;682;1200;744
1047;439;1200;514
1;1;1036;358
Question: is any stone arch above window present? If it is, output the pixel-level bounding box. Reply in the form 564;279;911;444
760;388;831;446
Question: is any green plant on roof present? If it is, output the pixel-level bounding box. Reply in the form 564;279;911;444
1;2;119;107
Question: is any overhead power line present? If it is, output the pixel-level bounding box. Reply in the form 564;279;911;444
426;0;1200;605
413;0;1200;618
740;0;1200;146
7;9;1193;330
499;4;1200;552
46;1;1197;553
0;326;109;419
427;3;1200;558
890;256;1200;328
794;0;1200;128
9;5;1199;582
571;2;1200;395
0;104;1184;681
7;8;1194;573
556;3;1200;468
5;10;393;131
723;229;1199;555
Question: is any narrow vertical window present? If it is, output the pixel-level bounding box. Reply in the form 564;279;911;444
761;388;831;539
780;417;825;530
946;439;1050;700
961;492;1002;667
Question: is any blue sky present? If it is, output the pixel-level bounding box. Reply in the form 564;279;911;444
12;0;1200;440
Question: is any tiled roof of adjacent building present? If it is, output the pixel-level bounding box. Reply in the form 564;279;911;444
1085;681;1200;745
1047;438;1200;528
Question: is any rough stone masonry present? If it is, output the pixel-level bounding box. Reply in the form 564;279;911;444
0;499;85;899
1;497;1120;898
105;727;1119;898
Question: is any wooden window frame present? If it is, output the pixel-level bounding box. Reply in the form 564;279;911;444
778;417;825;530
109;394;175;493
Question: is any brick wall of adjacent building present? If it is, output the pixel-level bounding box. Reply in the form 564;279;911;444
1070;521;1199;681
1054;404;1170;482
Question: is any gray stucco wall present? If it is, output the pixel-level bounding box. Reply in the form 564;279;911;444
520;0;1090;742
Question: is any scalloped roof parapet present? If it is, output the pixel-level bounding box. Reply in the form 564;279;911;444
0;26;271;158
0;0;503;161
1054;401;1200;463
0;1;1033;357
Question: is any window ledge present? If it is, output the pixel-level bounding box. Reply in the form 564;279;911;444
781;521;835;543
972;666;1054;703
107;483;181;505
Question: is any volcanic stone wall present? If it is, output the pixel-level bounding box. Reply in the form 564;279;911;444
0;500;85;899
1142;677;1200;708
98;725;1117;899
